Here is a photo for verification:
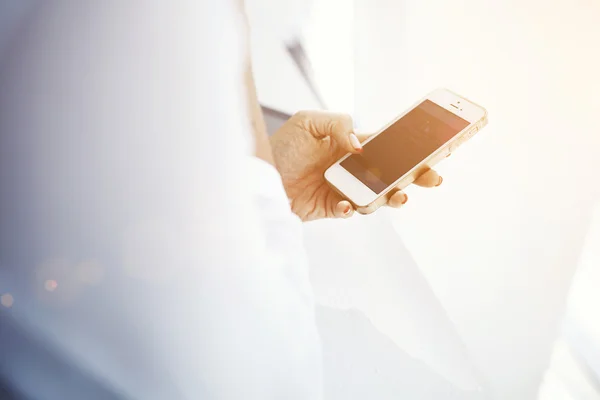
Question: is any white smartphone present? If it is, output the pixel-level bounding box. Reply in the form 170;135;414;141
324;88;488;214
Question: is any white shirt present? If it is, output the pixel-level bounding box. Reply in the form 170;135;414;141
0;2;321;399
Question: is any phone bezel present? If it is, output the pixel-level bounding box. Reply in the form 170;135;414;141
324;88;487;208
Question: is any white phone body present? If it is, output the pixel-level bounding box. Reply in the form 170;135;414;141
324;88;488;214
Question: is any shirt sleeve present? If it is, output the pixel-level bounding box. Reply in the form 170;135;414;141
0;2;321;399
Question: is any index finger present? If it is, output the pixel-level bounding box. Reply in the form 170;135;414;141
355;131;373;143
413;169;443;188
295;111;362;154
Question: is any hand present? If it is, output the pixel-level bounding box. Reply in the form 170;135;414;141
270;110;443;221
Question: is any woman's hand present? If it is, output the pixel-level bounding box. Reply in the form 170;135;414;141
270;110;443;221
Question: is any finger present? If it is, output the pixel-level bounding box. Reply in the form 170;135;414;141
320;188;355;219
413;169;443;188
353;130;373;144
296;110;362;154
325;189;354;218
333;200;354;219
387;189;408;208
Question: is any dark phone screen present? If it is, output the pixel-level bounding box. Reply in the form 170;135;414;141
341;100;470;193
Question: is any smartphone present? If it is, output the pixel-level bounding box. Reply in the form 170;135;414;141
324;88;488;214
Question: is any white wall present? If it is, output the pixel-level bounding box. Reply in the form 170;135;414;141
302;0;355;115
353;0;600;398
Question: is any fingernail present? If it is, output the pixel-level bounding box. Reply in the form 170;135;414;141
343;205;352;215
349;134;362;151
401;194;408;205
436;176;443;187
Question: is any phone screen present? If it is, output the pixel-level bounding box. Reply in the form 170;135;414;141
341;100;470;194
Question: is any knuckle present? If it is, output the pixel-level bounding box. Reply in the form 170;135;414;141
326;113;353;134
337;113;354;132
291;111;313;131
327;119;340;133
339;112;353;123
293;110;317;130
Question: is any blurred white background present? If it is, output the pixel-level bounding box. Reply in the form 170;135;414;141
248;0;600;398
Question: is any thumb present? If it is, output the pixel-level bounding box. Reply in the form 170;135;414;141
296;110;363;154
354;129;374;144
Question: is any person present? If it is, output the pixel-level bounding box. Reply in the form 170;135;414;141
0;1;441;399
